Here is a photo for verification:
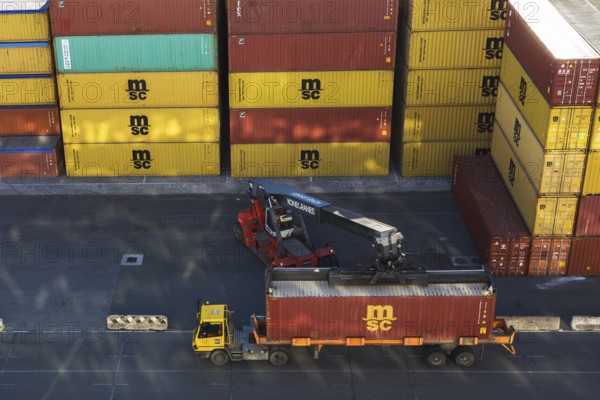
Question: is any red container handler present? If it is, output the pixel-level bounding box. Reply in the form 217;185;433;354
568;237;600;276
528;237;572;276
575;196;600;236
49;0;217;35
0;135;63;178
0;107;60;136
452;156;530;276
504;0;600;106
230;107;392;144
228;0;399;34
228;32;396;72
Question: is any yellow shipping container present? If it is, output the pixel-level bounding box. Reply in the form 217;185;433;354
229;71;393;108
500;46;593;149
582;152;600;195
57;71;219;109
0;44;53;74
64;143;220;177
0;13;50;42
491;122;577;236
405;68;499;106
404;30;504;69
0;76;55;105
589;108;600;150
402;0;507;31
61;108;220;144
231;143;389;177
400;140;491;176
401;104;495;141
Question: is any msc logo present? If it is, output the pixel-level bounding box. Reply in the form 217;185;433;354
127;80;149;101
363;305;397;332
300;79;322;100
299;149;320;170
131;150;153;170
513;118;522;147
489;0;507;21
519;77;527;105
129;115;150;136
481;75;499;97
476;112;495;133
484;37;504;60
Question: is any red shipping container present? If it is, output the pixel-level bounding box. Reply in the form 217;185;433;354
228;32;396;72
505;0;600;106
49;0;217;35
568;237;600;276
575;196;600;236
0;136;63;178
0;107;60;136
230;107;392;144
528;237;571;276
452;156;530;276
266;279;496;341
228;0;399;34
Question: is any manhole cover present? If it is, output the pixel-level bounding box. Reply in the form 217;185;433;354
121;254;144;266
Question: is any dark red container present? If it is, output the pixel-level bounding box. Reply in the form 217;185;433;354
228;32;396;72
505;1;600;106
228;0;399;34
230;107;392;144
49;0;217;35
266;279;496;341
0;136;63;178
0;107;60;136
528;237;571;276
452;156;530;276
575;196;600;236
568;237;600;276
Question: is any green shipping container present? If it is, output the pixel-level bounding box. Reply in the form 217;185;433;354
54;34;216;73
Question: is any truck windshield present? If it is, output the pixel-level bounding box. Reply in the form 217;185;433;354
198;322;222;338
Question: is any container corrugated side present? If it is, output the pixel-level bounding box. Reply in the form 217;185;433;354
0;135;62;178
404;68;499;105
0;106;59;135
568;237;600;276
54;35;216;73
0;13;50;42
404;30;504;69
401;105;495;142
229;32;396;72
61;108;220;144
49;0;217;35
491;122;578;236
228;0;399;34
590;108;600;150
0;42;53;74
575;196;600;236
528;237;571;276
505;0;600;106
231;143;389;178
500;46;593;149
229;71;393;108
64;143;220;177
0;75;55;106
402;0;507;31
400;141;491;176
57;72;218;109
582;152;600;195
230;108;391;144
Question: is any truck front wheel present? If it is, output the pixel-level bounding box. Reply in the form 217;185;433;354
210;350;230;366
269;349;289;366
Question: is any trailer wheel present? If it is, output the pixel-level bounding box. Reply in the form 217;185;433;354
426;348;447;368
454;347;476;368
233;223;244;243
269;349;289;367
210;350;230;366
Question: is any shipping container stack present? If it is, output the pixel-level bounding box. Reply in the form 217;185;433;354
491;0;600;276
49;0;220;177
0;0;62;178
228;0;398;178
394;0;506;177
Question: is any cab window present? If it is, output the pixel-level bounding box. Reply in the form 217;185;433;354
198;322;222;338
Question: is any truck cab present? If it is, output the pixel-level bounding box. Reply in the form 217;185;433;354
192;303;231;362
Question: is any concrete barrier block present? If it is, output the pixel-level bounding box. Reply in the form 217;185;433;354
106;315;168;331
0;319;3;333
570;316;600;331
498;316;561;331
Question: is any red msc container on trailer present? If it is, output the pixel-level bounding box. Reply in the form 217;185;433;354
49;0;217;35
505;0;600;106
528;237;572;276
228;32;396;72
0;135;63;178
266;279;496;341
0;107;60;136
575;196;600;236
568;237;600;276
228;0;399;34
230;107;391;144
452;156;530;276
